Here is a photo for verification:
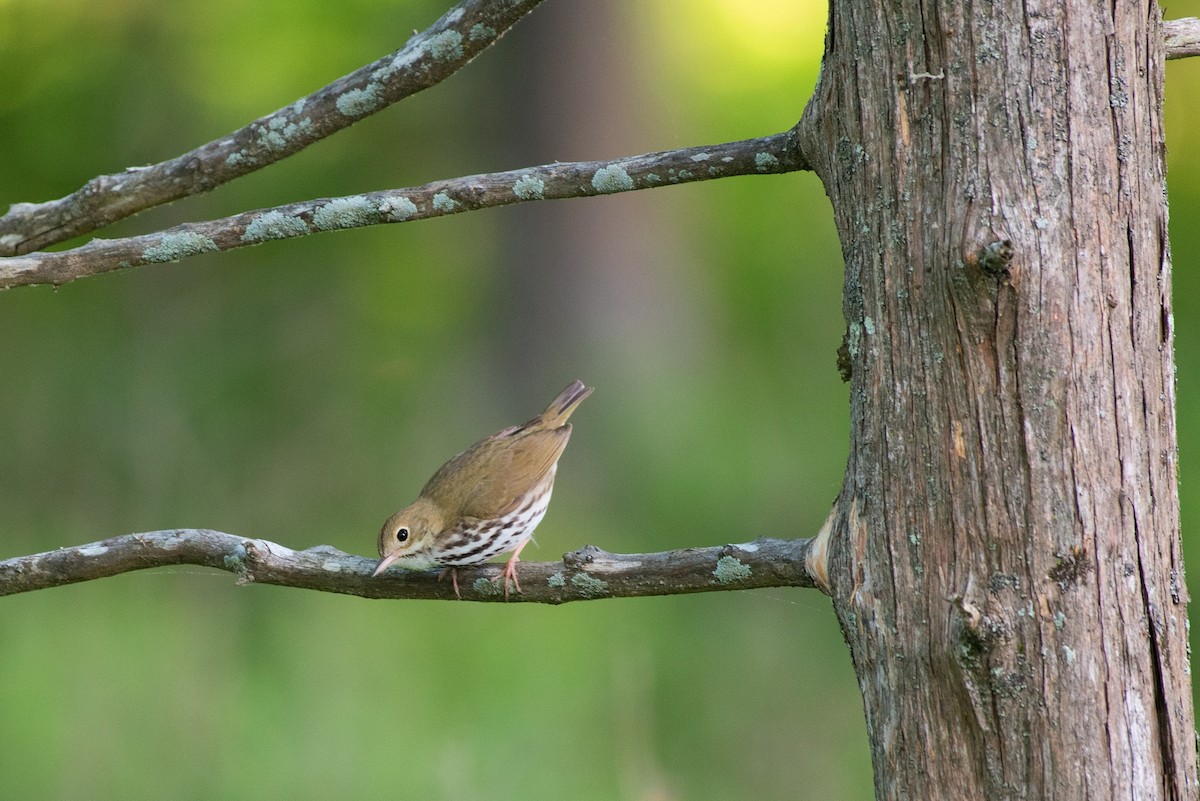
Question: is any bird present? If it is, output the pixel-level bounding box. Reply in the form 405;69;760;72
373;379;592;598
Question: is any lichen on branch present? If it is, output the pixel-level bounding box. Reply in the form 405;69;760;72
0;530;819;602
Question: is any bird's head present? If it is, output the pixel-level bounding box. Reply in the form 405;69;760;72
373;497;444;576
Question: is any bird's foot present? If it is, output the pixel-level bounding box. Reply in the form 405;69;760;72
498;556;522;601
438;567;463;599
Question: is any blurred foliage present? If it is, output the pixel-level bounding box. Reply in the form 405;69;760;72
0;0;1195;799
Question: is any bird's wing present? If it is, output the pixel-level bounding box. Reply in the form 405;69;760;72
425;426;571;519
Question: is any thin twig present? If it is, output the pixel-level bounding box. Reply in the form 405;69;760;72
1165;17;1200;60
0;0;544;256
0;131;806;290
0;530;818;603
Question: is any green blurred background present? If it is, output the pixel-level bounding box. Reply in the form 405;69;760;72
0;1;1196;798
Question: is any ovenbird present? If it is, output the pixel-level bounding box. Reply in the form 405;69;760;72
373;379;592;598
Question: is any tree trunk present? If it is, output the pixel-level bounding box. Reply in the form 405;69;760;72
796;0;1196;798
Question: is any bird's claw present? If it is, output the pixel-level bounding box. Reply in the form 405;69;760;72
498;560;522;601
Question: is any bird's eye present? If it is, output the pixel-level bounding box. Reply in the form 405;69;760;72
396;527;409;542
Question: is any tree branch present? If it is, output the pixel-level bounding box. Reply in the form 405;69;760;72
0;530;819;603
1;6;1192;262
0;131;806;290
1165;18;1200;60
0;0;544;256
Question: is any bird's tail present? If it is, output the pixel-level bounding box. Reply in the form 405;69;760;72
538;379;593;428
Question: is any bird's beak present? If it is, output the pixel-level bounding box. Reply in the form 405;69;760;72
372;552;401;577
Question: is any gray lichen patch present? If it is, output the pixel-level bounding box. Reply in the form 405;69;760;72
547;572;565;588
426;30;464;61
469;23;496;41
755;151;781;171
846;321;863;358
311;197;383;230
713;555;752;584
513;175;545;200
432;192;459;212
591;165;634;193
570;572;610;598
142;232;219;263
256;115;313;151
242;211;309;242
378;196;419;220
472;577;504;597
336;83;384;117
222;543;248;571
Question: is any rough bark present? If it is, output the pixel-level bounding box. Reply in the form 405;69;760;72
797;0;1195;798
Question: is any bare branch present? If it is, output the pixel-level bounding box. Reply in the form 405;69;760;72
0;0;544;256
1;7;1192;260
1166;18;1200;59
0;530;819;603
0;131;807;290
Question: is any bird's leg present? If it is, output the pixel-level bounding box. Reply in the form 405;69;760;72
498;538;532;600
438;567;463;599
